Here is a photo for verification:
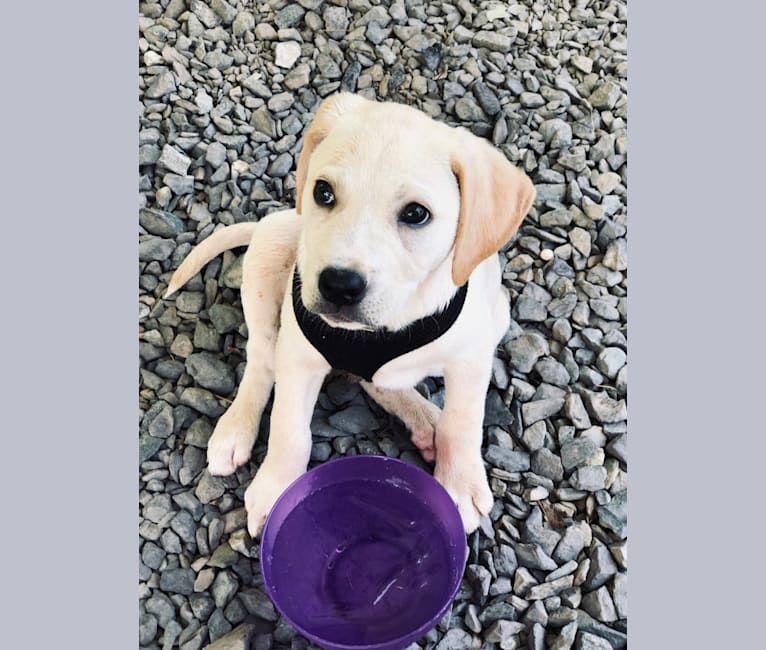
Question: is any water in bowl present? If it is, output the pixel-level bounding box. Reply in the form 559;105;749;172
268;478;455;647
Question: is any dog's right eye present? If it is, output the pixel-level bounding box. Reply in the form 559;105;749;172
313;180;335;207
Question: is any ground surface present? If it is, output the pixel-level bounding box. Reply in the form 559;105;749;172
139;1;628;648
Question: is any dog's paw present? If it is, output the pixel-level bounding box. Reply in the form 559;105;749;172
434;460;494;534
244;461;304;538
206;409;258;477
401;396;441;463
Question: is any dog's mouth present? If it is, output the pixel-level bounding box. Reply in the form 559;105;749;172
317;310;376;332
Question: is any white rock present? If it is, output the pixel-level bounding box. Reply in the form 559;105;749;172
275;41;301;69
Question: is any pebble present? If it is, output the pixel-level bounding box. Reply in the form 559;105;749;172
472;31;512;52
275;41;301;68
522;397;565;425
531;448;564;482
506;332;549;373
186;352;235;394
485;445;530;472
581;586;618;623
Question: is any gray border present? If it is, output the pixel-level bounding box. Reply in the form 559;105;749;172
2;1;136;647
631;1;764;646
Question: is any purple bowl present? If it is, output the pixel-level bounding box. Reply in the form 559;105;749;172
260;455;468;650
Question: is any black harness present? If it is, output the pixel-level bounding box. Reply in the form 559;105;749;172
292;270;468;382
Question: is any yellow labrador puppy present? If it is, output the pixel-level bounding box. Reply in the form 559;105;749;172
166;93;535;536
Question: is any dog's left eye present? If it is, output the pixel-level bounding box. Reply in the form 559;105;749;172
313;180;336;207
399;203;431;227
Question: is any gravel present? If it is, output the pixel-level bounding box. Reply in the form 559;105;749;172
139;1;628;647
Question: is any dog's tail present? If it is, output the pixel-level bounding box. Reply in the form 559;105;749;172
164;222;259;298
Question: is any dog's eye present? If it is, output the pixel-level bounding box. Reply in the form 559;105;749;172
313;180;335;207
399;203;431;227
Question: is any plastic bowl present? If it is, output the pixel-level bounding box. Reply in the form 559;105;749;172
260;455;467;650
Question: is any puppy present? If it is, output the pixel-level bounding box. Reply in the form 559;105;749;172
166;93;535;536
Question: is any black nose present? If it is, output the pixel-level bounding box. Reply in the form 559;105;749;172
318;267;367;306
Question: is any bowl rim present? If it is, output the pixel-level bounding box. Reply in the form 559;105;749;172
259;454;468;650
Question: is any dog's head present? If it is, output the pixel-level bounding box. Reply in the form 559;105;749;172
294;93;535;331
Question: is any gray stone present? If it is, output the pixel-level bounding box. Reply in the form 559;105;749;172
597;489;627;538
522;397;565;425
267;92;295;112
159;568;195;595
585;544;619;591
158;145;191;175
208;304;242;334
506;332;549;373
285;63;311;89
472;82;500;116
465;563;491;599
484;620;526;644
530;623;546;650
577;632;612;650
526;575;574;600
514;543;557;571
520;92;545;108
534;357;570;387
250;106;277;138
195;470;227;503
145;71;176;98
328;405;380;434
580;389;627;423
493;544;518;577
515;283;552;321
232;11;255;38
561;437;599;470
483;389;513;427
550;621;578;650
612;572;627;618
472;31;512;52
435;628;474;650
523;507;561;556
212;570;239;608
267;152;293;177
145;593;176;628
140;237;175;262
589;81;622;109
323;6;348;37
553;521;591;564
485;445;530;472
143;493;172;524
606;434;627;464
596;347;627;379
540;208;573;227
565;393;592;430
140;208;185;237
205;623;256;650
275;5;305;29
239;589;278;621
581;586;618;623
531;448;564;482
570;466;607;491
454;96;486;121
139;612;158;645
206;142;227;168
163;173;195;195
540;118;573;149
603;239;627;271
186;352;235;394
523;420;547;452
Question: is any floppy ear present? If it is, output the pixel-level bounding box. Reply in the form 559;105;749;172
450;130;536;285
295;92;369;215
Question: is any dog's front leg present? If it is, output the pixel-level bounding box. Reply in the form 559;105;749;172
434;360;495;534
244;307;330;537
